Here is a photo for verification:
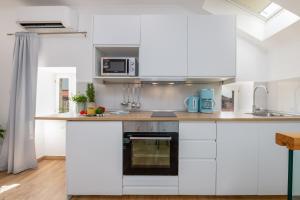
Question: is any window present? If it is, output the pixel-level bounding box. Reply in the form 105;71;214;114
222;90;235;112
58;78;70;113
260;2;282;19
228;0;283;21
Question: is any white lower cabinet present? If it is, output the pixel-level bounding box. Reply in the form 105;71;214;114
258;122;300;195
216;121;300;195
65;120;300;196
179;159;216;195
216;122;259;195
179;121;217;195
66;121;123;195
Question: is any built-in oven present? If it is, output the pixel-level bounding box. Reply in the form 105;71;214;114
123;121;178;176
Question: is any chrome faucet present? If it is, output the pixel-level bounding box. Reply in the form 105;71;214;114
252;85;269;113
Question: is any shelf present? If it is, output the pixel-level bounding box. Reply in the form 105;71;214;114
93;46;140;77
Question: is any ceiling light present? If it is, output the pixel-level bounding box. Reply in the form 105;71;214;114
152;82;158;85
168;82;175;85
260;2;282;19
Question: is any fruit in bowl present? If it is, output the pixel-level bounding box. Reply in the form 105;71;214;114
95;106;106;115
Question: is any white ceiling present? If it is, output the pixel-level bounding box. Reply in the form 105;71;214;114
2;0;207;14
12;0;206;9
230;0;271;13
273;0;300;16
2;0;299;15
3;0;300;17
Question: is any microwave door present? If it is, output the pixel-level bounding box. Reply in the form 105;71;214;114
102;59;128;76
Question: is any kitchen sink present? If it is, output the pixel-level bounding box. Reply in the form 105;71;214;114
246;111;294;117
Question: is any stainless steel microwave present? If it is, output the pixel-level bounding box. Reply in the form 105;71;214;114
100;57;138;76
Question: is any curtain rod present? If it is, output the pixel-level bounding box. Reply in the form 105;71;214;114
7;31;87;37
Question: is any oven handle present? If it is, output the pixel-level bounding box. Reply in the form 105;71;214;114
129;136;172;141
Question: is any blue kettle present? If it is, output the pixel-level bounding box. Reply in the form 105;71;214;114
184;96;199;113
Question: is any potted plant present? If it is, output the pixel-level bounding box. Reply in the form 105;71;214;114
86;83;96;115
71;93;88;114
0;125;5;141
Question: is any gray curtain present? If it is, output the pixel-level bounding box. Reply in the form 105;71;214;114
0;32;40;174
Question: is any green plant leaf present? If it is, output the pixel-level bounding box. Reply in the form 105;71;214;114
86;83;95;103
71;93;88;103
0;127;5;139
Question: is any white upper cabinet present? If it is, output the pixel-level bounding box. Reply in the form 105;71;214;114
93;15;141;45
188;15;236;77
139;15;188;77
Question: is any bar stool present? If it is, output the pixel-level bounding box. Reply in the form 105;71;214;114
276;133;300;200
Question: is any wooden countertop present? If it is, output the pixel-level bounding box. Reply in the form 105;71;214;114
276;133;300;150
34;112;300;121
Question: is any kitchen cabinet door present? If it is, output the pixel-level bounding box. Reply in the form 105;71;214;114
179;122;216;140
93;15;140;45
258;122;300;195
188;15;236;77
179;159;216;195
216;122;259;195
66;121;122;195
139;15;188;77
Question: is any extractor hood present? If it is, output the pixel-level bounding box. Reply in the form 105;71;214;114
94;76;235;85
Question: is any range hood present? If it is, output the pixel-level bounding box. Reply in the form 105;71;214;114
94;76;235;85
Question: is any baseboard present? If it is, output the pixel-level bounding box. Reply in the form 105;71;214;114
37;156;65;162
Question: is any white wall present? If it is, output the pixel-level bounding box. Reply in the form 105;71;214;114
35;67;75;158
39;14;93;83
265;22;300;81
35;120;66;159
78;82;222;112
0;9;21;126
267;78;300;114
236;36;268;82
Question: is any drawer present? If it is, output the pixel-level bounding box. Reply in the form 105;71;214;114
180;140;216;158
123;186;178;195
179;122;216;140
123;176;178;186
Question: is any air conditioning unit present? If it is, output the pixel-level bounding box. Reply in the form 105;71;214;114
16;6;78;32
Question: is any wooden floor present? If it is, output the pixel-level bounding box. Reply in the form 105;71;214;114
0;160;286;200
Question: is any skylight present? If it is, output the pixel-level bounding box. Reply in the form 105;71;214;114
204;0;300;41
229;0;283;21
260;2;282;19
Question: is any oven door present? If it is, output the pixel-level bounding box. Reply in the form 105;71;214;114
123;132;178;175
101;58;128;76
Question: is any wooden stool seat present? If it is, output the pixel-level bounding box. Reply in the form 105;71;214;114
276;132;300;200
276;133;300;150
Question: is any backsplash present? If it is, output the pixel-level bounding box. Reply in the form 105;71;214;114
267;78;300;114
77;82;222;112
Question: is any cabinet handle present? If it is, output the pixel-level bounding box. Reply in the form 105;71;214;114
129;137;172;141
